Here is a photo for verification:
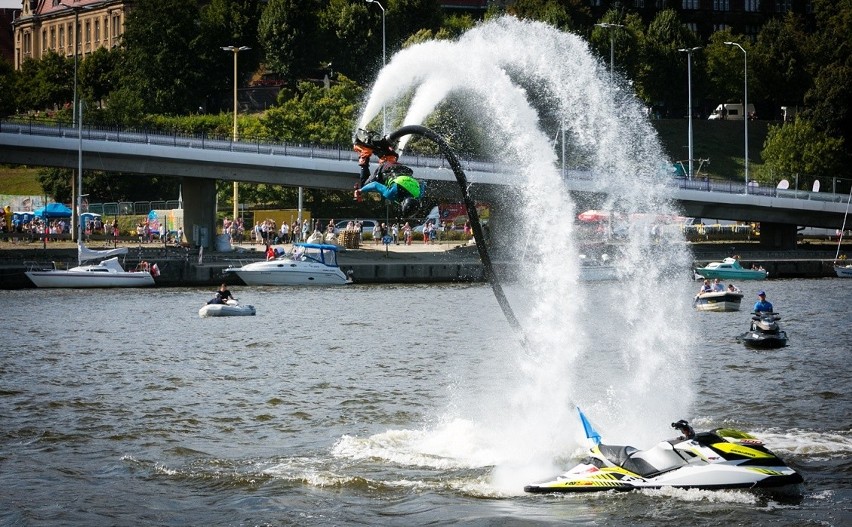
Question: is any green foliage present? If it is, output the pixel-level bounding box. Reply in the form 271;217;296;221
703;30;746;105
506;0;592;31
759;119;846;186
79;47;119;108
318;0;374;84
201;0;264;80
635;9;701;115
750;14;811;110
117;0;212;115
261;75;363;144
0;59;15;116
258;0;324;80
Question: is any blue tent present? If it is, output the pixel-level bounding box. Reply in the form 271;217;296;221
34;203;72;218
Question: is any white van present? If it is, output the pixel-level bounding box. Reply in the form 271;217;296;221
708;103;755;121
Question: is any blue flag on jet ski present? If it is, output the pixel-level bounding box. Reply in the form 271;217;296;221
577;407;602;445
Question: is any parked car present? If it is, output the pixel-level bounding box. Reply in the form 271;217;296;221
333;219;379;235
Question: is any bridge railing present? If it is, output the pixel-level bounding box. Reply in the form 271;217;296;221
2;117;849;203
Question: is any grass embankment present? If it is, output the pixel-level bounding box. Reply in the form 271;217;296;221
651;119;771;181
0;166;43;195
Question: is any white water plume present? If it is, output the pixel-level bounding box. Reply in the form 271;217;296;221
356;16;696;490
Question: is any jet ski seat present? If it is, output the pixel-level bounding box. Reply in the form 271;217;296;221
621;442;691;477
597;444;638;467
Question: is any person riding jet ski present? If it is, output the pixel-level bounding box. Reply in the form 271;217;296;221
353;128;424;217
672;419;695;440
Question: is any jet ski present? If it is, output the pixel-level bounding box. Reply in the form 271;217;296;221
524;417;803;493
737;312;788;349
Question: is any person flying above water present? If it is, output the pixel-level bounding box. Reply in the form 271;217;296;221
353;128;425;217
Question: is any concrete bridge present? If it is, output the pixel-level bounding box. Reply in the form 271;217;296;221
2;119;849;249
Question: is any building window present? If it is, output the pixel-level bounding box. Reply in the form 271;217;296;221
589;0;602;6
50;27;56;50
95;20;100;43
713;0;730;11
59;26;64;48
42;30;47;55
775;0;791;12
682;0;700;9
104;16;109;39
634;0;645;7
656;0;667;7
85;21;91;44
112;15;120;39
745;0;760;11
686;22;698;33
714;23;729;31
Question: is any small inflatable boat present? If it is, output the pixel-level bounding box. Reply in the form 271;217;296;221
199;300;256;317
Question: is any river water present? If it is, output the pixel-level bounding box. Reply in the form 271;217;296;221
1;279;850;526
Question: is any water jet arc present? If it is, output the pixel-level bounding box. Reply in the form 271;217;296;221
387;125;525;344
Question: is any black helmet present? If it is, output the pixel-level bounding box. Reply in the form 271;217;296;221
671;420;689;429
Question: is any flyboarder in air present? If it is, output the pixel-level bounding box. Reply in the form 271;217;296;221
353;128;425;217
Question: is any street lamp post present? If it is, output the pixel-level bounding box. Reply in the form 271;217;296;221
678;46;701;181
221;45;250;227
724;41;749;194
61;1;83;241
365;0;386;133
594;22;624;83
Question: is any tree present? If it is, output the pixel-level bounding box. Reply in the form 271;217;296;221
0;58;17;116
258;0;324;81
750;13;811;118
199;0;264;108
703;29;747;107
589;9;644;84
802;0;852;178
116;0;211;115
318;0;374;84
759;119;846;187
37;51;73;111
79;47;119;109
635;9;701;117
261;74;363;144
505;0;592;31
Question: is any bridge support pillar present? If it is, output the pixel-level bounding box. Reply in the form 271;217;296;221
759;222;798;250
182;177;217;250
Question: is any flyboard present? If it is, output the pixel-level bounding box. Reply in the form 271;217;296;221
385;125;527;346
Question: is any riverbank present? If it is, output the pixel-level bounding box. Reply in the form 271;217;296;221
0;237;847;289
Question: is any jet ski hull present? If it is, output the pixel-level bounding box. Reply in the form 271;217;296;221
525;428;803;494
738;331;788;349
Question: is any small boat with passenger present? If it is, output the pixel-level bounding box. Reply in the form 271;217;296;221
693;289;744;312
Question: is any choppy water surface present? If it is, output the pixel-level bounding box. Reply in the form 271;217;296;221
1;279;850;526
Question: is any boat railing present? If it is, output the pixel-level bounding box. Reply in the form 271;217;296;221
23;260;63;271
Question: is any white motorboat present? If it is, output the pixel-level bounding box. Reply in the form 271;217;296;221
199;300;256;317
223;243;351;286
26;253;156;288
836;264;852;278
693;290;744;312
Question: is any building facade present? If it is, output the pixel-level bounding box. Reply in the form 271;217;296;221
12;0;129;70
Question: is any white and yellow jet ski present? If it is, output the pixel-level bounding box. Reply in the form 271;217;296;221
524;416;803;493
